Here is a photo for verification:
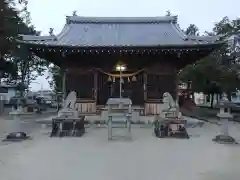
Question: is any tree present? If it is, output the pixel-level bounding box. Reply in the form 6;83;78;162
179;17;240;106
1;0;49;95
0;0;21;78
185;24;199;36
0;0;35;79
213;16;240;37
11;49;49;94
179;56;223;107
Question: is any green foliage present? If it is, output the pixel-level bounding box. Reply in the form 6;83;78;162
213;16;240;37
180;57;240;93
0;0;49;94
0;0;18;76
185;24;199;36
0;0;34;79
180;16;240;98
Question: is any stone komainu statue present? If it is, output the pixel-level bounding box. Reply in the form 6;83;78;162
162;92;180;118
162;92;178;110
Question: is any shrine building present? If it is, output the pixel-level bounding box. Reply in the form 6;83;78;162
18;15;222;115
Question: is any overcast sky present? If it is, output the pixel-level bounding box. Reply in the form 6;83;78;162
28;0;240;91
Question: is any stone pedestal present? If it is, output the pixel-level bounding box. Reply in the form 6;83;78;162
220;117;229;136
58;108;78;117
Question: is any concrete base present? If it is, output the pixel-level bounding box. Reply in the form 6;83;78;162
212;134;238;144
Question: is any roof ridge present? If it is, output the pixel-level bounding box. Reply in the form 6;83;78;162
170;23;187;40
66;16;178;24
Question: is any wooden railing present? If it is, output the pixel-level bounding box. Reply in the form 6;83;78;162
144;99;163;115
75;99;97;114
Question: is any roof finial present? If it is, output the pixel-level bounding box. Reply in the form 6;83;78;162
49;28;54;36
72;10;77;16
165;10;171;16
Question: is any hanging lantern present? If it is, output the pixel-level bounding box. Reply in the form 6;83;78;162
108;76;112;82
113;77;115;83
132;76;137;82
128;77;130;82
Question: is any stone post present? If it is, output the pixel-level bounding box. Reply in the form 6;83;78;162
94;71;98;101
219;106;231;136
213;98;237;144
108;116;112;140
143;72;147;101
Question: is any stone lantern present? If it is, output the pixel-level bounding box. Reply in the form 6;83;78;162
212;94;237;144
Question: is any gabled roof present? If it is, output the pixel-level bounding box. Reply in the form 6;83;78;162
19;15;219;47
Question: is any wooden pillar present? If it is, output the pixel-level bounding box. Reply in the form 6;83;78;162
62;69;66;102
110;83;113;97
143;72;147;101
94;70;98;101
175;69;179;103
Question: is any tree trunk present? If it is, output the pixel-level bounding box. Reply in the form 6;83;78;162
216;93;220;103
210;93;214;108
227;92;231;101
19;59;29;97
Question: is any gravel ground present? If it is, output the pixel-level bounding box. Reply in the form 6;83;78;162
0;122;240;180
0;112;57;140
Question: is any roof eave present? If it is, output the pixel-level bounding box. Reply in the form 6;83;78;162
18;34;57;41
17;39;223;49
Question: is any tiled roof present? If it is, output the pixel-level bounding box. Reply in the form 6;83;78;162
19;16;219;47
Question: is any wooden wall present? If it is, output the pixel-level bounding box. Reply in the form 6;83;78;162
66;68;95;99
146;62;177;100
